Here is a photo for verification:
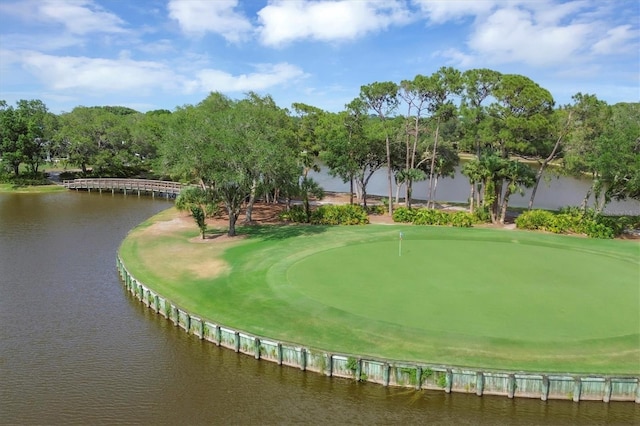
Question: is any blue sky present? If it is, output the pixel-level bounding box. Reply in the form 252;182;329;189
1;0;638;114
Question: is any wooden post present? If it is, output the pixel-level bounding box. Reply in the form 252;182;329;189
445;369;453;393
573;378;582;402
215;325;221;346
326;354;333;377
541;375;550;401
234;331;240;352
415;367;422;390
476;371;484;396
508;374;516;398
299;348;307;371
199;320;204;340
383;363;390;387
603;377;612;403
277;343;283;365
354;358;361;381
254;338;261;359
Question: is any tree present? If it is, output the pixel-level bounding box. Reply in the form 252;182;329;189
560;95;620;211
360;81;399;214
419;67;463;208
0;99;51;176
318;98;387;207
161;92;299;237
55;106;138;176
592;102;640;208
190;205;207;239
476;74;553;222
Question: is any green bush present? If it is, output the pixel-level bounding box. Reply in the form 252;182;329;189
392;207;416;223
365;204;386;215
310;204;369;225
516;209;617;238
413;209;450;226
515;209;556;230
278;205;308;223
393;207;474;227
450;211;475;227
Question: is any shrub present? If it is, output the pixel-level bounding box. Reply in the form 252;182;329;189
392;207;416;223
365;204;386;215
278;205;308;223
516;209;617;238
515;209;555;230
450;211;475;227
310;204;369;225
472;206;491;223
413;209;450;226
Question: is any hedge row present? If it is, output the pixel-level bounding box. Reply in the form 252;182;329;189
514;208;635;239
280;204;370;225
392;207;476;227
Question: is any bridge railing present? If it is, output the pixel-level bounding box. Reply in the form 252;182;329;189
62;178;186;196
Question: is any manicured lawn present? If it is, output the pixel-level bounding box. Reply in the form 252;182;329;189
119;208;640;375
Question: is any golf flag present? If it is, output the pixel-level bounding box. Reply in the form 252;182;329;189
398;232;403;256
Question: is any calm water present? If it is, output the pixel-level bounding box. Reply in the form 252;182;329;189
1;191;637;425
310;166;640;215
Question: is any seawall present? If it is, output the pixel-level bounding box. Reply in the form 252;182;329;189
117;255;639;403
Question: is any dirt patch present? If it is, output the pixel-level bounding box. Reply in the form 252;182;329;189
185;258;229;279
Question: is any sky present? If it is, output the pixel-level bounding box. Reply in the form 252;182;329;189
0;0;638;115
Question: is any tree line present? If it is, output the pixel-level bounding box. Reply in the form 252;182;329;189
1;67;638;230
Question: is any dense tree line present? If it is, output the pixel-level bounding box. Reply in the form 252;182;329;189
1;67;638;228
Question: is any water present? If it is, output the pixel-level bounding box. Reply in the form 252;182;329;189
0;191;637;424
309;166;640;215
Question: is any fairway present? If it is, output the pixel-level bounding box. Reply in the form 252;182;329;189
119;209;640;375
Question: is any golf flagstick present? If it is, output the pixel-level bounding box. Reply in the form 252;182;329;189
399;232;403;257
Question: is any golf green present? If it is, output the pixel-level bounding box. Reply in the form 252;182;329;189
285;239;638;342
120;210;640;374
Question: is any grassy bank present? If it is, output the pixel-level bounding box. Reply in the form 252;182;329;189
119;208;640;375
0;183;66;193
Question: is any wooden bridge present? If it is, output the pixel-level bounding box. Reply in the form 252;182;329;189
62;178;185;198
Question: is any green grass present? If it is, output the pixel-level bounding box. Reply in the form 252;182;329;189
0;183;66;193
119;209;640;375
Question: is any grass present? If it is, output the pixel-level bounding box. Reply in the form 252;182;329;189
119;208;640;375
0;183;66;193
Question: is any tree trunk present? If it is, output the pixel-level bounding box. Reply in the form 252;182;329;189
349;176;354;205
227;207;239;237
385;135;393;215
244;178;257;223
528;111;571;210
427;119;441;209
499;182;513;224
432;175;440;206
469;184;475;213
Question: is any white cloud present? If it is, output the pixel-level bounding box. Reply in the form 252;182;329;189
168;0;252;42
19;52;184;95
195;63;307;92
412;0;499;24
257;0;413;47
468;7;593;67
0;0;127;35
591;25;638;55
435;48;474;68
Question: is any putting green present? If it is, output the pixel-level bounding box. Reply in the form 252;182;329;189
120;209;640;374
285;239;638;342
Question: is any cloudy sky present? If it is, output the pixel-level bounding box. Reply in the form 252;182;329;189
0;0;638;114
